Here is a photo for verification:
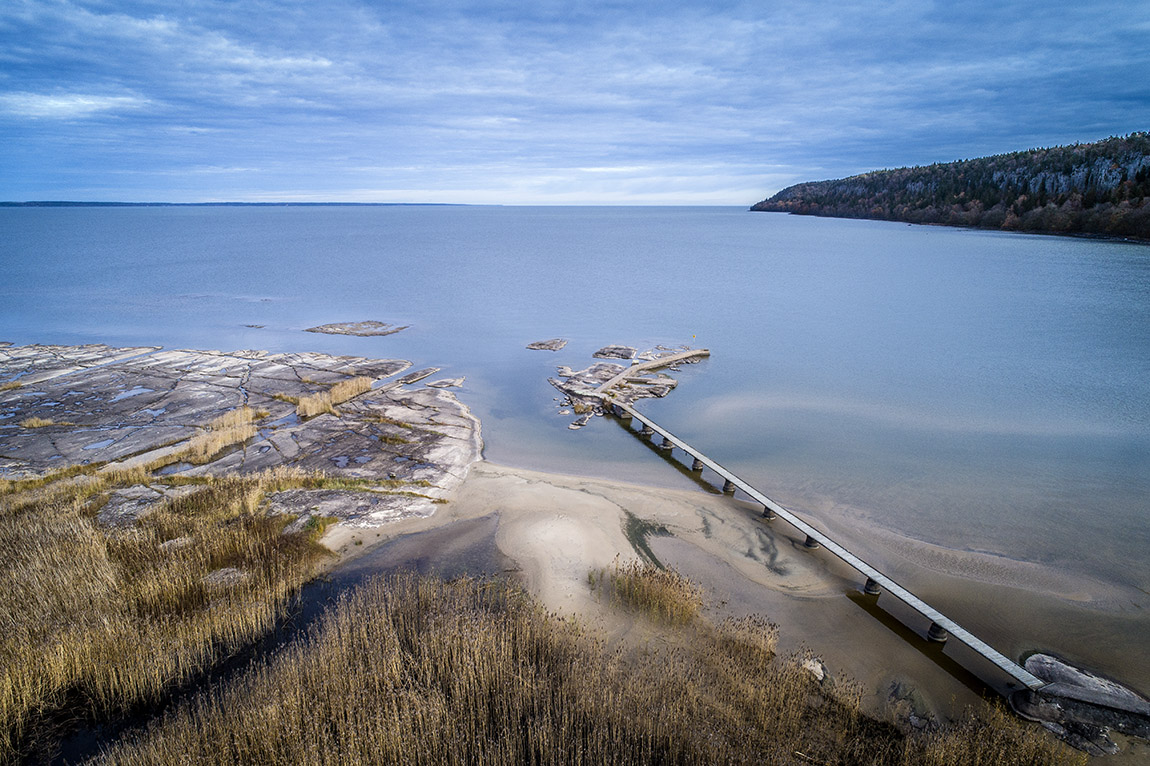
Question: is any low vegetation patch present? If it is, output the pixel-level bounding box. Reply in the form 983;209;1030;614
183;407;256;464
295;376;373;418
0;465;338;763
18;416;74;428
0;381;23;391
363;414;413;429
591;559;703;625
96;573;1082;766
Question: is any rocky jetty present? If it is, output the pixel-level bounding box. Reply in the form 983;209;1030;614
0;343;481;532
546;343;707;429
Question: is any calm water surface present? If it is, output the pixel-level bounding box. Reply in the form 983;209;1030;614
2;205;1148;680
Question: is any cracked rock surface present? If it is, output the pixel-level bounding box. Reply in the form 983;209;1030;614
1;343;482;531
304;320;409;336
548;344;700;429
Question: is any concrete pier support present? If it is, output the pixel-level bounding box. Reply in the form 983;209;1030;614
640;423;654;437
864;577;882;596
659;436;674;451
761;504;776;521
803;534;821;549
722;478;736;494
691;457;705;472
614;405;631;420
927;622;949;643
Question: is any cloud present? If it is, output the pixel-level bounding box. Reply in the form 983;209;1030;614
1;0;1148;201
0;91;149;118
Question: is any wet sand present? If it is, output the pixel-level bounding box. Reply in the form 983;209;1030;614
321;459;1150;734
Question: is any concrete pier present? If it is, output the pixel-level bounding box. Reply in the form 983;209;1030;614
604;399;1048;693
659;435;674;451
691;457;705;471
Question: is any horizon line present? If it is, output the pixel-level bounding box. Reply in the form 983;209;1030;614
0;200;754;208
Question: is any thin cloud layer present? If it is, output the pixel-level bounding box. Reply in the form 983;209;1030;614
1;0;1147;203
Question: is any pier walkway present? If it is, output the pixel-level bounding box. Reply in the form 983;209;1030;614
602;398;1047;693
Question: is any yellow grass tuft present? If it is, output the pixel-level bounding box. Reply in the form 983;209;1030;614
593;559;704;624
18;416;73;428
295;376;373;418
0;381;23;391
183;407;257;464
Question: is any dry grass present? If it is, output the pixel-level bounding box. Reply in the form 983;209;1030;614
295;376;373;418
183;407;257;464
18;416;74;428
0;466;338;763
95;573;1084;766
363;414;413;429
591;559;704;624
0;381;23;392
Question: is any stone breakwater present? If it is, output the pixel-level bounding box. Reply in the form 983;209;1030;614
0;343;482;531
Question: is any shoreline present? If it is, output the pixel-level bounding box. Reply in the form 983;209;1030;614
320;458;1150;727
750;209;1150;245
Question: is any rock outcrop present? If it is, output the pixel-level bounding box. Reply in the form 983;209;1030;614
0;344;482;531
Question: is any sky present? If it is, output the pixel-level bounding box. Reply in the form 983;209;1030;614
1;0;1148;204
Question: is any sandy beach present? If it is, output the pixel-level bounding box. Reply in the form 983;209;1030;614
322;458;1150;736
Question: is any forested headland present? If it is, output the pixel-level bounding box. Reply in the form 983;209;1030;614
752;133;1150;240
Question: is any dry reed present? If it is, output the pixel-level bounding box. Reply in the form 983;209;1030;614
593;559;704;624
295;376;373;418
183;407;257;464
0;466;334;763
95;573;1084;766
18;416;73;428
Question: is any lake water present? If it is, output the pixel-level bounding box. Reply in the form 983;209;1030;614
2;205;1148;689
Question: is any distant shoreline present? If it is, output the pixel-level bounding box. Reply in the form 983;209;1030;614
0;200;474;207
753;208;1150;245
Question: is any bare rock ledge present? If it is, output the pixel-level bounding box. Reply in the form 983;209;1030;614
0;343;482;535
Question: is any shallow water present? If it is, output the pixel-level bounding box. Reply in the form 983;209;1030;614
2;205;1147;691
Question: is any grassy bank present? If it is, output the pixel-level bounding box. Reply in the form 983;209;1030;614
97;570;1083;766
0;444;424;763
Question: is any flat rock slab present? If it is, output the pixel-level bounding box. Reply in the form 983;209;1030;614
527;338;568;351
268;488;436;528
425;377;465;389
0;343;482;532
1012;653;1150;755
305;321;409;337
592;345;637;360
396;367;440;385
